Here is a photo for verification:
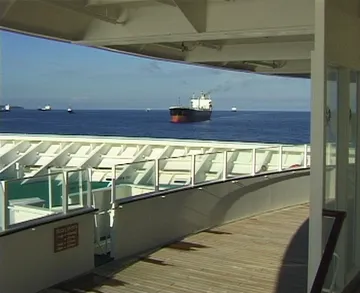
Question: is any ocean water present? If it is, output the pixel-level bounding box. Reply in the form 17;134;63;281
0;110;310;144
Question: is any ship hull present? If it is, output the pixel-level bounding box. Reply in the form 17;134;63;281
170;107;212;123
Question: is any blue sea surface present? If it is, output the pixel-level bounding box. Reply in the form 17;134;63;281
0;110;310;144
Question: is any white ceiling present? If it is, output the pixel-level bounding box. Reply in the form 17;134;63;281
0;0;314;77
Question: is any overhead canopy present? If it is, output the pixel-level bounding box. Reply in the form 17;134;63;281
0;0;313;77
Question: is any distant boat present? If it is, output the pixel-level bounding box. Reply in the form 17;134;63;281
231;107;237;112
67;107;74;114
38;105;51;111
146;108;151;112
0;104;10;112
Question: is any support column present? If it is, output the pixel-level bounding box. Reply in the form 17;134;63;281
335;67;350;288
308;1;326;290
308;48;326;293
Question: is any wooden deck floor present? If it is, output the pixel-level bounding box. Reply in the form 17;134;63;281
45;204;309;293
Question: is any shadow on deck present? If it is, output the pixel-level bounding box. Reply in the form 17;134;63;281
44;204;309;293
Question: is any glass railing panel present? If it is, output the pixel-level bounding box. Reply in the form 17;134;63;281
114;160;156;199
66;168;90;208
194;151;224;184
4;171;64;226
255;147;276;174
158;154;192;191
225;149;254;178
310;211;346;293
318;250;338;293
281;145;306;170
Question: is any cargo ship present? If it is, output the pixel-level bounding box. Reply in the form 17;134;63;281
169;92;213;123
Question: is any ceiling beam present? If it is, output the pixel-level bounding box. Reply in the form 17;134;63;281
78;0;314;46
185;41;313;63
172;0;207;33
0;0;16;20
255;59;310;74
87;0;160;5
42;0;125;24
155;0;207;32
155;0;176;6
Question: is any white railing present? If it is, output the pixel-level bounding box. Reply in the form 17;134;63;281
0;168;93;231
110;144;310;200
0;144;310;231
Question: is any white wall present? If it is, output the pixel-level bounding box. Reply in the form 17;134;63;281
111;170;309;260
0;211;95;293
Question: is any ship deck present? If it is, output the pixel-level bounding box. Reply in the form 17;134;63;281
42;204;309;293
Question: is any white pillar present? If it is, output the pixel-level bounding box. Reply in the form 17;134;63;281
308;47;326;292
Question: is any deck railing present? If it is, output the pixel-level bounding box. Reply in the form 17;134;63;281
0;144;310;231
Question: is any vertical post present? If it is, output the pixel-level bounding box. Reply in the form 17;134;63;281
15;162;20;179
79;170;84;207
334;67;350;288
355;72;360;268
251;148;256;175
308;47;326;292
48;168;52;210
111;165;116;203
87;167;92;207
278;145;283;171
191;154;196;186
62;171;69;214
304;144;308;167
223;151;227;180
1;181;9;231
155;159;159;192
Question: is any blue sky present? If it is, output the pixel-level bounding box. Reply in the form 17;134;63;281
0;30;310;111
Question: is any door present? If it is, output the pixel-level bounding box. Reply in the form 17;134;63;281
309;0;360;291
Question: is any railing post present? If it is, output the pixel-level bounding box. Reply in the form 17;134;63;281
87;168;92;207
155;159;159;192
223;151;227;180
48;168;52;210
1;181;9;231
62;171;69;214
111;165;116;203
304;144;308;167
251;148;256;175
79;170;84;207
191;154;196;186
278;145;283;171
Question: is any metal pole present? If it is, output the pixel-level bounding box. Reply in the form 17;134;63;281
251;148;256;175
79;170;84;207
48;168;52;210
304;144;308;167
62;171;69;214
191;154;196;186
155;159;159;191
1;181;9;231
223;151;227;180
87;168;92;207
278;145;283;171
111;165;116;203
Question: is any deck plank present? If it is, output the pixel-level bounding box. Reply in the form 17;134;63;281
47;204;309;293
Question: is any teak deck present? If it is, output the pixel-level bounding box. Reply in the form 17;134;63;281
44;204;309;293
